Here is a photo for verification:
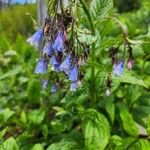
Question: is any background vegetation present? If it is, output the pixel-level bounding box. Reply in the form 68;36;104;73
0;0;150;149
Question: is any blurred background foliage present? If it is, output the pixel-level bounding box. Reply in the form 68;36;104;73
0;0;150;149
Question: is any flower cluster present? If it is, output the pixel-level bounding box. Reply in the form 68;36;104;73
107;44;135;96
27;9;87;92
109;45;134;77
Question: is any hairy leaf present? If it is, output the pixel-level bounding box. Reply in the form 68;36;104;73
83;109;110;150
119;106;139;136
90;0;113;19
0;137;19;150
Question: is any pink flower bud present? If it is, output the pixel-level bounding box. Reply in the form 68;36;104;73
127;59;134;70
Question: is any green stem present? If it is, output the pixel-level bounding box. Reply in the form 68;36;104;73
79;0;95;35
79;0;96;107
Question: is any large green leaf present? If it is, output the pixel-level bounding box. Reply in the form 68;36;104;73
83;109;110;150
0;108;14;123
0;66;22;80
106;102;115;124
47;139;79;150
90;0;113;20
31;144;44;150
0;137;19;150
139;139;150;150
28;109;46;125
27;78;41;103
119;106;139;137
113;73;148;89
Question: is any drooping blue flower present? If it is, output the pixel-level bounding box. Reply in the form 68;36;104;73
50;56;61;72
70;81;77;91
27;28;43;48
43;42;53;56
51;84;57;93
42;80;48;89
68;65;78;81
53;31;64;52
113;61;124;76
34;58;47;74
60;55;72;74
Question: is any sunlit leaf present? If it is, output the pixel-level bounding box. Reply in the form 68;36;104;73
119;106;139;136
0;137;19;150
0;66;22;80
83;109;110;150
106;102;115;124
47;139;80;150
0;108;14;123
31;144;44;150
28;109;46;125
90;0;113;20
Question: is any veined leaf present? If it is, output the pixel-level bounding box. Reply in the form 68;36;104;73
0;137;19;150
139;139;150;150
106;102;115;124
90;0;113;20
0;108;14;123
83;109;110;150
0;127;8;139
0;66;22;80
27;78;41;103
47;139;80;150
28;109;46;125
113;73;148;89
31;144;44;150
119;106;139;137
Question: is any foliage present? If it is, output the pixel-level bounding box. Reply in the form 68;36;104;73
0;4;36;39
0;0;150;150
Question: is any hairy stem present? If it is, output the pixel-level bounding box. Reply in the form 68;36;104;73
79;0;96;107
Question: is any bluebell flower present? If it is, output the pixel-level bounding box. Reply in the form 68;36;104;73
43;42;53;56
53;31;64;52
70;81;77;91
51;84;57;93
27;28;43;48
42;80;48;89
34;58;47;74
68;65;78;81
50;56;60;72
60;55;71;74
113;61;124;76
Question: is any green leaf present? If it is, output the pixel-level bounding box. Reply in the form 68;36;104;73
31;144;44;150
20;111;27;125
139;139;150;150
77;31;97;45
113;73;148;89
83;109;110;150
110;135;123;148
0;108;14;123
47;139;79;150
0;137;19;150
27;78;41;103
0;66;22;80
28;109;46;125
0;127;8;139
105;102;115;124
90;0;113;20
126;139;150;150
119;106;139;136
4;50;17;57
